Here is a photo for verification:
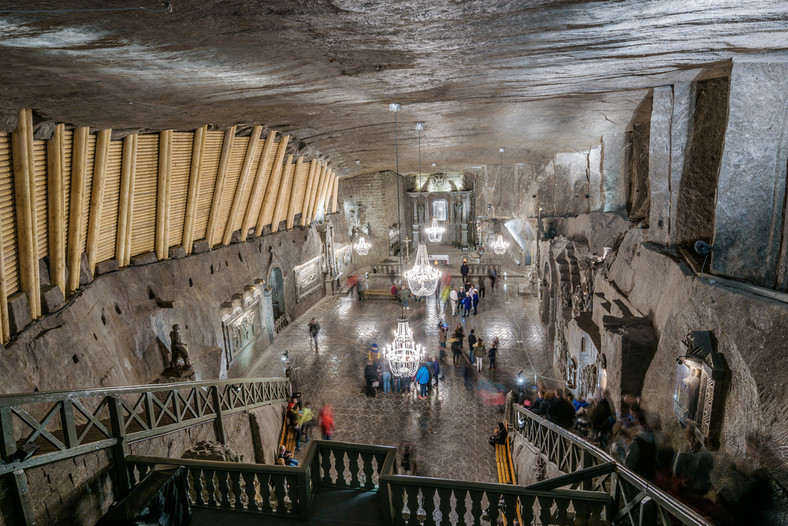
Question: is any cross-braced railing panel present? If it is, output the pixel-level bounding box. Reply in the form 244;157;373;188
513;405;712;526
0;377;290;475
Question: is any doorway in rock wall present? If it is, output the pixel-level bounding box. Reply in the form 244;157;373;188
270;266;285;321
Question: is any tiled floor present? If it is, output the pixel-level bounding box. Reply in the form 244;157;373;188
237;271;549;484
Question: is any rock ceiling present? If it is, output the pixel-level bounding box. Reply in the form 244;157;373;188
0;0;786;178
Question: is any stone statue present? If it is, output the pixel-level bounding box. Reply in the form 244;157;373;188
169;324;192;369
561;283;571;308
572;286;584;317
417;203;425;225
454;201;462;223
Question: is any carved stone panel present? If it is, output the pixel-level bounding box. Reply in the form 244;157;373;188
294;256;322;302
221;291;264;365
334;244;353;278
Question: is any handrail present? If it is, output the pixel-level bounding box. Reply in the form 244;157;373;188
0;377;291;476
512;404;712;526
127;440;397;522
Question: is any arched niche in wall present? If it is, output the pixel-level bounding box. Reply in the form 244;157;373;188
269;266;286;324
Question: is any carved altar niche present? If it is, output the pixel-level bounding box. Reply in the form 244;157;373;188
294;256;322;302
221;288;264;366
673;331;727;449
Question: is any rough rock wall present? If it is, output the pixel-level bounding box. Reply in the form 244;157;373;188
475;162;543;221
0;225;329;395
606;228;788;485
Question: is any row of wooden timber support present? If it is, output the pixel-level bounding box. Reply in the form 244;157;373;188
0;110;339;343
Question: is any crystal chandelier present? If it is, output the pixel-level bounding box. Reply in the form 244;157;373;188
492;233;509;255
425;217;444;243
404;243;441;296
354;236;371;256
385;316;424;377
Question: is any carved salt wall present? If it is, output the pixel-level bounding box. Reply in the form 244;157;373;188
294;256;322;302
220;286;268;366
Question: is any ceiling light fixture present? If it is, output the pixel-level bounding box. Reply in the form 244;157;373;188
405;243;441;297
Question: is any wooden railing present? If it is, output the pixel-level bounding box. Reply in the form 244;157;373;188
512;405;713;526
126;440;398;521
0;377;290;476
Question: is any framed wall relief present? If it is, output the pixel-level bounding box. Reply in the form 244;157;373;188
334;244;352;278
294;256;322;302
673;331;727;449
221;289;264;366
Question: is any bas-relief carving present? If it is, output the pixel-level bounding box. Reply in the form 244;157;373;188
221;291;264;365
334;244;352;278
294;256;322;302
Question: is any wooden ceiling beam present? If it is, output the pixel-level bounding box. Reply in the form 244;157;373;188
182;125;206;255
286;156;304;230
156;129;173;260
11;109;41;317
331;172;339;213
242;130;276;238
116;134;137;267
300;159;319;226
223;125;261;245
205;125;235;248
86;129;111;274
66;127;89;294
255;135;289;237
271;155;294;234
46;123;66;294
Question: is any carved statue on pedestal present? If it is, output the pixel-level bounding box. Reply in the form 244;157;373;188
169;324;192;370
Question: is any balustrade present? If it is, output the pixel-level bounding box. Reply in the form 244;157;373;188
512;405;712;526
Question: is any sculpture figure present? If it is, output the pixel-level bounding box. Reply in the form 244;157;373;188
169;324;192;369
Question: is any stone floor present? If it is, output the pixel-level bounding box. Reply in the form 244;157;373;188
235;273;550;483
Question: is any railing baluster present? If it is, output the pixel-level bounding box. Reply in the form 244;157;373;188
335;448;347;487
348;449;360;488
422;485;437;526
404;485;421;526
229;470;243;510
454;488;468;526
361;451;375;489
391;484;406;525
273;474;287;514
192;467;206;506
468;489;483;526
321;447;333;485
258;474;273;514
218;470;232;508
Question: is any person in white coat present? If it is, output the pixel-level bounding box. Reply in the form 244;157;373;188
449;288;459;316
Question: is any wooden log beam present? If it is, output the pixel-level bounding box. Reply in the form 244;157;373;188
331;172;339;213
86;129;111;274
156;130;172;260
46;123;66;294
271;155;294;233
66;127;89;294
255;135;289;236
315;167;332;220
286;156;304;230
242;130;276;238
205;125;235;248
0;194;7;341
309;163;327;223
182;125;206;255
223;125;261;245
11;109;40;317
300;159;319;226
116;134;137;267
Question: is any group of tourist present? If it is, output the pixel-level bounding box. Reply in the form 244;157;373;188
277;397;336;465
444;322;499;373
363;344;442;399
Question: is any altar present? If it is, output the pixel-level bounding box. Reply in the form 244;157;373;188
430;254;450;266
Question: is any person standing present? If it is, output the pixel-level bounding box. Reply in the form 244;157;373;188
460;259;469;284
438;323;448;361
488;338;498;370
308;318;321;350
415;362;431;399
472;288;479;315
474;338;485;373
381;358;392;394
489;266;497;291
449;288;458;316
364;360;378;397
462;294;472;317
397;286;411;309
318;404;334;440
478;276;486;299
468;329;477;353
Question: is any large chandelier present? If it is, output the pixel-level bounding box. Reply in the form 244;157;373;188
404;243;441;296
354;236;371;255
425;217;444;243
492;233;509;255
385;316;423;377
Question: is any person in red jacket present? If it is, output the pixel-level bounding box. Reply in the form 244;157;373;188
318;404;335;440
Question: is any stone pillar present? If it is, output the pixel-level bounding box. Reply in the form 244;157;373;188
711;58;788;287
647;86;673;246
601;132;627;212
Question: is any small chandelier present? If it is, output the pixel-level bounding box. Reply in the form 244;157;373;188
354;236;371;256
385;316;424;378
404;243;441;296
492;233;509;255
425;217;444;243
